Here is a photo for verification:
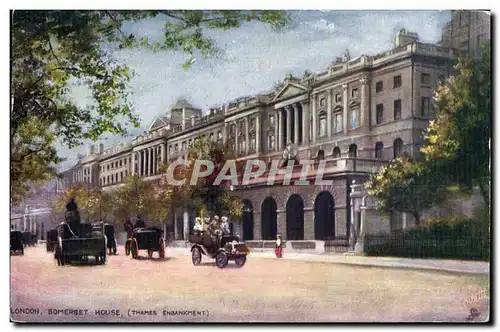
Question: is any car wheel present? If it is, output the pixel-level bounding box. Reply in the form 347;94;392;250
192;247;202;266
215;251;228;269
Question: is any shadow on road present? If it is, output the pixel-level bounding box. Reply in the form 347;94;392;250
128;256;175;263
196;262;245;269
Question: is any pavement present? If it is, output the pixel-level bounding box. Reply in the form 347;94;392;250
166;247;490;275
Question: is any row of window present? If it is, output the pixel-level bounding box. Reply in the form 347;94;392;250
100;157;131;172
100;170;129;186
316;138;404;160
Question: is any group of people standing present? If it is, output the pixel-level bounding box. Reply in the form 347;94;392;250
123;215;146;238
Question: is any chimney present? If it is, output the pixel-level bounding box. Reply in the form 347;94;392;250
87;145;95;155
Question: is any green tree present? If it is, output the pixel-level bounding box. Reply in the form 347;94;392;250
11;10;291;202
113;174;155;224
11;116;62;206
421;45;491;205
365;155;449;225
159;134;244;220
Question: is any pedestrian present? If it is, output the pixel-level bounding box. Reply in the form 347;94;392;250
275;234;283;258
134;214;146;229
124;219;134;238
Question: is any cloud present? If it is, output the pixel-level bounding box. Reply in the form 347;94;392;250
56;10;451;168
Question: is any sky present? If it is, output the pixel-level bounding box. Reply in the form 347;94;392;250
57;10;452;169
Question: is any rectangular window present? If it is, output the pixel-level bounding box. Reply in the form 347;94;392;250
124;159;127;165
376;81;383;93
421;73;431;85
119;160;122;167
421;97;430;116
335;113;343;132
351;88;359;99
394;99;402;120
319;117;327;137
376;104;384;124
335;93;342;103
250;117;255;128
393;75;402;88
269;115;275;126
351;109;360;129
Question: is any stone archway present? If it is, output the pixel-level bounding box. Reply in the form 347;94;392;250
286;194;304;240
314;191;335;240
261;197;278;240
242;199;254;241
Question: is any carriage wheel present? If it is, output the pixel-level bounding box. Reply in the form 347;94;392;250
125;241;131;256
158;238;165;259
147;249;153;258
215;251;228;269
192;247;202;266
235;255;247;267
131;239;138;259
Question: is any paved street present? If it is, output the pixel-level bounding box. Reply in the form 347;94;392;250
11;245;489;323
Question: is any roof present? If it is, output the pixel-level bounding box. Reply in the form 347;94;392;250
171;98;195;110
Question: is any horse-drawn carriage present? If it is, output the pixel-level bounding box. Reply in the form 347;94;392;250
189;231;250;268
54;213;107;266
125;227;165;259
22;231;33;247
10;231;24;255
104;224;118;255
46;229;58;252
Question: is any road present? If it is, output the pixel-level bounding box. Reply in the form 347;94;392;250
10;245;489;323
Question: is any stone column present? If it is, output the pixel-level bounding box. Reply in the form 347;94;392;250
343;84;348;134
277;110;283;151
245;117;249;155
293;104;300;145
256;113;261;153
145;148;149;176
183;211;189;241
327;89;332;138
138;151;142;176
311;94;317;143
150;148;154;176
360;77;368;128
235;122;239;154
131;152;136;175
161;143;166;165
143;150;147;177
286;105;292;146
153;146;157;174
223;123;228;144
301;100;310;145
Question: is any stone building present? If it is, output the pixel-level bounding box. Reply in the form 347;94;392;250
440;10;491;57
59;25;486;251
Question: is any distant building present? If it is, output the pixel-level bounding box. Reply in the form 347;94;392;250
440;10;491;57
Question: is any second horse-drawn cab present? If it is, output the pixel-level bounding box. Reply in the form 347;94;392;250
125;227;165;259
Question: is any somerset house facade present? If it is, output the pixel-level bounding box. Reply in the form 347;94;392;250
62;28;472;251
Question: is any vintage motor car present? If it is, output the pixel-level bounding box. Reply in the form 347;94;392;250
125;227;165;259
189;231;250;269
10;231;24;255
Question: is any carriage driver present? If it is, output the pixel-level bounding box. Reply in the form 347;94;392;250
66;196;81;227
134;214;146;229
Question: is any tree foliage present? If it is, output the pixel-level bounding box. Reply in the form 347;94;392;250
112;174;157;225
53;185;114;222
421;45;491;205
159;134;244;220
11;10;291;204
365;155;449;225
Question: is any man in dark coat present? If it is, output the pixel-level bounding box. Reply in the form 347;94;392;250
66;197;78;212
124;219;134;238
65;197;81;232
134;214;146;229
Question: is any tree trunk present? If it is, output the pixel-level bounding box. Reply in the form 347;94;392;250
411;211;421;226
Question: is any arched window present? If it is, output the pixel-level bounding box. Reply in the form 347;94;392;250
393;138;403;158
317;150;325;160
333;147;341;158
217;131;222;140
375;142;384;159
348;144;357;158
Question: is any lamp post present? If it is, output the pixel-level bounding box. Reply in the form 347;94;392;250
349;180;363;251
